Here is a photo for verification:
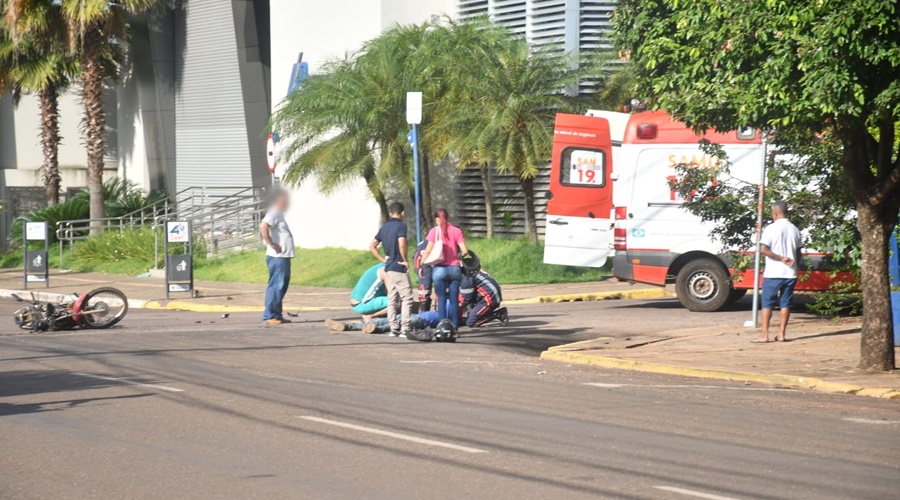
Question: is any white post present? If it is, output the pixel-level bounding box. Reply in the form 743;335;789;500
745;133;767;328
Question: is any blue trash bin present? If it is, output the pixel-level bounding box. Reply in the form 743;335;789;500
890;232;900;344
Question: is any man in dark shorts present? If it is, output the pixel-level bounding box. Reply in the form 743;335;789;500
754;201;802;343
369;202;413;337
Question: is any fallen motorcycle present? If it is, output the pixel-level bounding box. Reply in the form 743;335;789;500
12;287;129;332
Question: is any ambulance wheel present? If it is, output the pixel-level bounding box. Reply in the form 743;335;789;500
727;288;748;305
675;259;730;312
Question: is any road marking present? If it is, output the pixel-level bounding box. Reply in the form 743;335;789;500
298;416;487;454
585;383;797;392
73;373;184;393
843;417;900;425
653;485;741;500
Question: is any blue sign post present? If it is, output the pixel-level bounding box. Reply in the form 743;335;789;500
407;125;422;243
406;91;423;243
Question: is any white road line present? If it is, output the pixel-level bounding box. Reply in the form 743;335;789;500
843;417;900;425
653;485;741;500
73;373;184;393
584;383;797;392
298;416;487;454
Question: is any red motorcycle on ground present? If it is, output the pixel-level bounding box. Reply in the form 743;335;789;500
12;287;129;332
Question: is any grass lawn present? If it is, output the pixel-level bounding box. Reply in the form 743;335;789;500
195;238;607;288
1;236;607;288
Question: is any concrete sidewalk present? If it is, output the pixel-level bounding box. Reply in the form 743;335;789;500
542;317;900;399
0;268;666;312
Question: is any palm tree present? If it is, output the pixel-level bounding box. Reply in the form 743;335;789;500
1;1;78;205
271;25;433;224
7;0;163;231
431;24;583;243
425;20;514;238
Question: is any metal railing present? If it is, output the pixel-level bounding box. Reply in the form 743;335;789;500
56;186;268;269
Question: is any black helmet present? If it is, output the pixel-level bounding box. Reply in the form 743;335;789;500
434;319;457;342
460;250;481;277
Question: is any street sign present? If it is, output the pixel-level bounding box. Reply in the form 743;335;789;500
23;222;49;288
167;254;192;283
166;221;190;243
266;134;276;173
25;251;47;280
406;92;422;125
25;221;47;241
164;221;193;299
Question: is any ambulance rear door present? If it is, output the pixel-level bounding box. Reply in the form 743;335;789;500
543;113;614;268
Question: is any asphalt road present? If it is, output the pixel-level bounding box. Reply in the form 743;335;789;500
1;297;898;500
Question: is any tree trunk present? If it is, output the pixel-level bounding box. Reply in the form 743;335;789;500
421;154;433;228
519;177;538;244
480;167;494;238
82;23;106;234
375;191;389;224
857;202;896;371
363;168;389;223
39;85;61;205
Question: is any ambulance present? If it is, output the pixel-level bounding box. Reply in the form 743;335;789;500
543;110;842;312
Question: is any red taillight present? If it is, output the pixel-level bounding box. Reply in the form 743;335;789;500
614;228;627;251
636;124;657;140
615;207;628;220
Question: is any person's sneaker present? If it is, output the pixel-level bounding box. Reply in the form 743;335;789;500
263;318;283;326
361;322;378;334
389;330;402;337
325;319;347;333
279;318;292;324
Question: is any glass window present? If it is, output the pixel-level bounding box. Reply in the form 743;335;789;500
560;147;606;187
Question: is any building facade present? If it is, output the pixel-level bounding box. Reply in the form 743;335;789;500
1;0;616;250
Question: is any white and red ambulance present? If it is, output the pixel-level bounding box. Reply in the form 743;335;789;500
543;110;846;311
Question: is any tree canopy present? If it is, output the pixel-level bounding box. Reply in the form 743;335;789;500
616;0;900;370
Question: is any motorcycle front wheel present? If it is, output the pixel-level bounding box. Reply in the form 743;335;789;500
79;287;129;329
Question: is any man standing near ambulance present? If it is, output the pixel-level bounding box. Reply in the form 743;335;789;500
754;201;802;343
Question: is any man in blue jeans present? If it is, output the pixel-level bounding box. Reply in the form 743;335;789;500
754;201;802;343
259;189;295;325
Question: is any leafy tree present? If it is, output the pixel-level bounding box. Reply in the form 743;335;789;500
272;25;436;224
1;1;78;205
673;130;860;312
7;0;163;232
616;0;899;370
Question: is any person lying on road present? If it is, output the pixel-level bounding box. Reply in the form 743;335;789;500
325;310;441;334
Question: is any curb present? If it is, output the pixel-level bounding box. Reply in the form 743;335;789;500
505;287;673;305
142;300;345;313
540;348;900;400
0;289;147;309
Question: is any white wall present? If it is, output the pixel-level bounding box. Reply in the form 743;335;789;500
270;0;453;250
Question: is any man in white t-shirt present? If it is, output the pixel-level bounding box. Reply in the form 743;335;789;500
259;189;295;325
753;201;802;343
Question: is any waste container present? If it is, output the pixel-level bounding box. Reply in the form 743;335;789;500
889;232;900;344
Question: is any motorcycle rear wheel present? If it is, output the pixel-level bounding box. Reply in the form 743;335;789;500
79;287;128;329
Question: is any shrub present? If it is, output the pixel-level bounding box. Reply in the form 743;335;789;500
7;178;169;247
71;226;162;271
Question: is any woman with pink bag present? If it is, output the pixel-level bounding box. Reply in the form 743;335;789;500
420;208;470;329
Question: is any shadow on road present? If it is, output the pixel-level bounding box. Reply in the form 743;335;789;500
0;393;152;417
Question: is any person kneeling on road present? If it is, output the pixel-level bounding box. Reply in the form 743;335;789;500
460;270;507;328
350;264;389;321
326;311;441;334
